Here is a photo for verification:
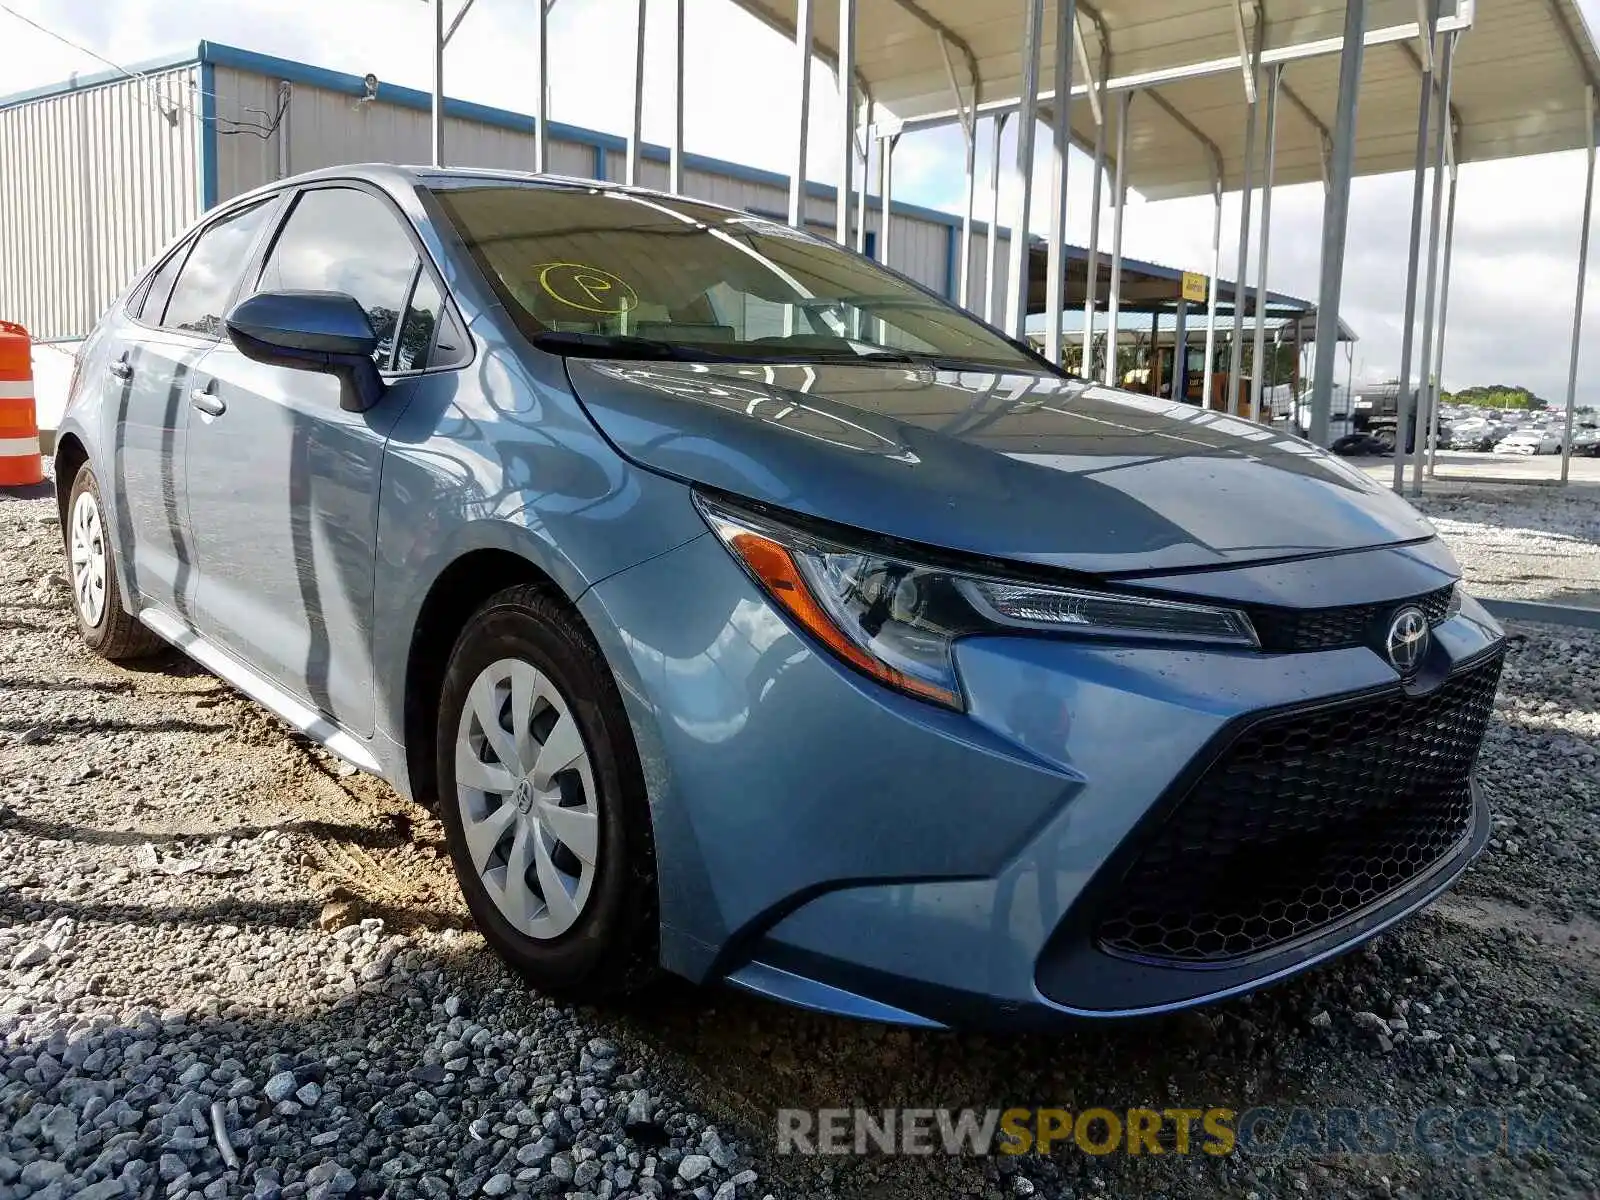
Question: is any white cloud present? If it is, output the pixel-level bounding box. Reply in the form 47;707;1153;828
5;0;1600;403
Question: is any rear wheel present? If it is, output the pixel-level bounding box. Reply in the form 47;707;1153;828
434;584;658;996
65;468;164;661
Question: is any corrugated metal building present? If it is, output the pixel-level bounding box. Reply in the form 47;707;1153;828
0;41;1008;343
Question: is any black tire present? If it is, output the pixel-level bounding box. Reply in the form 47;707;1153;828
64;467;165;661
434;583;659;997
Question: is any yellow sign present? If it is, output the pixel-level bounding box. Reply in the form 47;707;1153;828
1181;271;1208;303
533;262;639;315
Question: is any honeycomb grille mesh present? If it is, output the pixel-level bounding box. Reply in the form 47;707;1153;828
1248;584;1456;653
1096;651;1503;965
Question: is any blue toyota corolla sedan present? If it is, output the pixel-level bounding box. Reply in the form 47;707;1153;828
53;165;1505;1029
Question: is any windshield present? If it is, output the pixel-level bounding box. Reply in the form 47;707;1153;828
429;183;1042;371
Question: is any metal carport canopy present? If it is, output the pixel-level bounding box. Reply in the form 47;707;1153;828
734;0;1600;200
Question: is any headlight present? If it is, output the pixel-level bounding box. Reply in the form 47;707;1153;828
695;494;1258;711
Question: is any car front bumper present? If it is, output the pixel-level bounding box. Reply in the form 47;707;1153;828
579;532;1507;1030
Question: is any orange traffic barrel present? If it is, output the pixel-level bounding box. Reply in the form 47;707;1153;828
0;321;44;487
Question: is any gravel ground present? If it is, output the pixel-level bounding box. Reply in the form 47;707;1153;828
1410;483;1600;606
3;476;1598;1200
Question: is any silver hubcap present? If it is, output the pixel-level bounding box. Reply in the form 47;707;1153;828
455;658;600;939
69;491;107;628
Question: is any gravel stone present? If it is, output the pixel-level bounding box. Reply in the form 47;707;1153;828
676;1156;713;1183
10;940;50;969
263;1071;298;1103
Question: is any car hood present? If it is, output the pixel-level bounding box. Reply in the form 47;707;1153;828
564;359;1435;576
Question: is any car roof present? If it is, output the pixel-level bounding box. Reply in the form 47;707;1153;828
217;163;756;223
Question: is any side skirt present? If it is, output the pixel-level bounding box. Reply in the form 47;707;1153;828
138;606;383;775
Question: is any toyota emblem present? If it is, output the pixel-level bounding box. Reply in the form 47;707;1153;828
1384;606;1430;675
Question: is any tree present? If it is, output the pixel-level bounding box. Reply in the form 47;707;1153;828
1445;384;1549;411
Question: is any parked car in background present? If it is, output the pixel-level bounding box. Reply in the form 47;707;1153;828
1447;418;1508;451
1571;426;1600;456
52;165;1508;1029
1329;432;1393;457
1494;429;1563;455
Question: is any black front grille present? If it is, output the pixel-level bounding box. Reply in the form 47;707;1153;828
1248;583;1456;653
1096;651;1503;965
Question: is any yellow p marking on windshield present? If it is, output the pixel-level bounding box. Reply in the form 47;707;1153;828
534;262;639;315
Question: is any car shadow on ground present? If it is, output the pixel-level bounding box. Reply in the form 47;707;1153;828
3;924;1585;1200
0;481;55;502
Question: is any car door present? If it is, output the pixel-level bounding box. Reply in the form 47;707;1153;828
109;199;279;619
183;183;460;738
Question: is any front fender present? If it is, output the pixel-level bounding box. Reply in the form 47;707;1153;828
368;345;706;751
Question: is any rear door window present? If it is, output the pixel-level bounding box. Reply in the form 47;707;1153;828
256;187;421;367
135;246;189;325
161;201;276;338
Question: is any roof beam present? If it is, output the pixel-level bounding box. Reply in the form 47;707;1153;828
1396;37;1464;159
441;0;478;45
1279;77;1333;166
1146;90;1225;188
936;34;974;140
1073;13;1104;127
1414;0;1436;71
883;9;1478;137
887;0;983;108
1232;1;1260;105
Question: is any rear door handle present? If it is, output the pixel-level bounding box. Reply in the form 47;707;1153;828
107;360;133;381
189;385;226;417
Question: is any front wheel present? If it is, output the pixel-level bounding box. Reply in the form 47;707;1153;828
434;584;659;997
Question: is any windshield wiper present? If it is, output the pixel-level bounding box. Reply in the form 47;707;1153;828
844;349;1016;372
528;331;747;362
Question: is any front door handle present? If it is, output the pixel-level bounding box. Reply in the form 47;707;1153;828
107;359;133;381
189;386;226;417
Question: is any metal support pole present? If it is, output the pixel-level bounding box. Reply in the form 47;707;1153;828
627;0;646;186
790;0;814;225
881;134;898;267
835;0;855;241
431;0;446;166
1202;174;1222;408
1227;97;1258;413
1103;90;1131;385
1249;65;1281;423
1044;0;1078;364
1410;32;1454;495
534;0;548;173
1310;0;1368;448
1391;0;1437;491
670;0;685;193
1225;7;1261;414
1150;309;1160;390
274;81;292;180
959;129;977;307
1174;299;1189;400
984;113;1008;325
1562;85;1596;486
1426;161;1458;478
856;99;872;255
939;35;978;306
1005;0;1046;340
1082;48;1109;371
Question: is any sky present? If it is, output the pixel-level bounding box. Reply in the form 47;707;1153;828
2;0;1599;404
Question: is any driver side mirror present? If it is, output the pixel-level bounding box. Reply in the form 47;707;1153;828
226;290;387;412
